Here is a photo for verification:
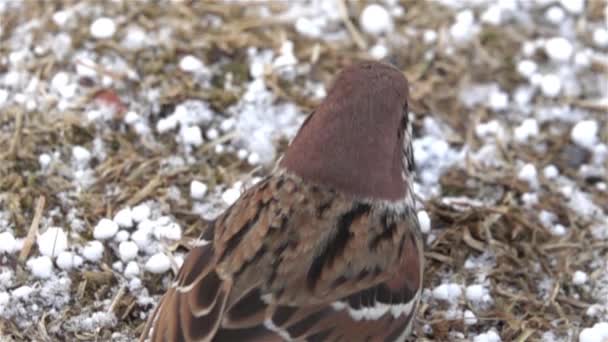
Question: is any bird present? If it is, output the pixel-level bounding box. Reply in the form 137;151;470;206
140;60;424;342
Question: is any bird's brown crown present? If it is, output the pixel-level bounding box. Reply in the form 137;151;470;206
280;61;412;201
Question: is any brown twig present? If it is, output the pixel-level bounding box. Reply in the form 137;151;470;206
19;196;46;262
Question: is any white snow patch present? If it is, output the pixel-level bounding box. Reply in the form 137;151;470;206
359;4;393;36
559;0;585;14
27;256;54;279
0;232;18;253
56;251;83;270
544;37;573;62
579;322;608;342
571;120;598;150
118;241;139;262
131;203;151;223
93;218;119;240
82;241;104;262
145;253;171;274
473;329;501;342
190;180;208;200
432;283;462;303
90;17;117;39
113;207;134;229
124;261;140;278
540;74;562;97
572;271;588;285
514;119;539;142
179;55;204;73
37;227;68;257
417;210;431;234
518;163;538;188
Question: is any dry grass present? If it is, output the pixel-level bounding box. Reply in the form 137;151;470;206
0;1;606;341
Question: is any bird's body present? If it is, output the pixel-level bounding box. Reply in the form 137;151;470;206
141;61;423;342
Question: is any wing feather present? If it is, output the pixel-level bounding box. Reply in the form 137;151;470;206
141;173;423;342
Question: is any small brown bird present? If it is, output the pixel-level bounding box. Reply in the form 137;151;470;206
141;61;423;342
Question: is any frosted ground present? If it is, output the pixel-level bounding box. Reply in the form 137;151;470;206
0;0;607;341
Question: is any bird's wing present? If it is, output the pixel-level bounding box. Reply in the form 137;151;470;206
141;174;423;342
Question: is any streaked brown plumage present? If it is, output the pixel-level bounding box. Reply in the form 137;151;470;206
141;61;423;342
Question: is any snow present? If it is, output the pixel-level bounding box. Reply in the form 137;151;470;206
432;283;462;303
90;17;117;39
473;330;501;342
93;218;119;240
37;227;68;258
423;30;437;44
369;44;389;60
579;322;608;342
573;271;588;285
12;286;34;299
113;207;134;229
222;185;242;205
517;60;537;78
144;253;171;274
190;180;208;200
179;125;203;146
450;10;479;44
26;256;54;279
153;221;182;241
118;241;139;262
206;128;219;140
559;0;585;14
544;37;573;62
571;120;599;149
593;28;608;47
247;152;261;165
124;111;140;125
56;251;83;270
179;55;204;73
481;5;502;25
489;89;508;111
52;10;71;27
514;119;539;142
518;163;538;188
131;203;151;223
359;4;393;36
115;230;129;242
124;261;140;278
72;146;92;167
540;73;562;97
122;26;147;50
464;310;478;325
476;120;503;139
82;241;104;262
465;284;492;304
543;165;559;179
417;210;431;234
545;6;565;24
0;232;18;253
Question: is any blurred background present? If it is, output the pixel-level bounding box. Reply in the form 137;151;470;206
0;1;607;341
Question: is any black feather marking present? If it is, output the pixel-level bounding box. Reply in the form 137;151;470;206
307;328;333;342
369;220;397;250
180;245;215;286
225;288;266;322
286;308;331;338
213;325;274;342
307;204;371;290
272;306;297;326
316;199;333;218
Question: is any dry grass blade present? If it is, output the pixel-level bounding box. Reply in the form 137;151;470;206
18;196;46;263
